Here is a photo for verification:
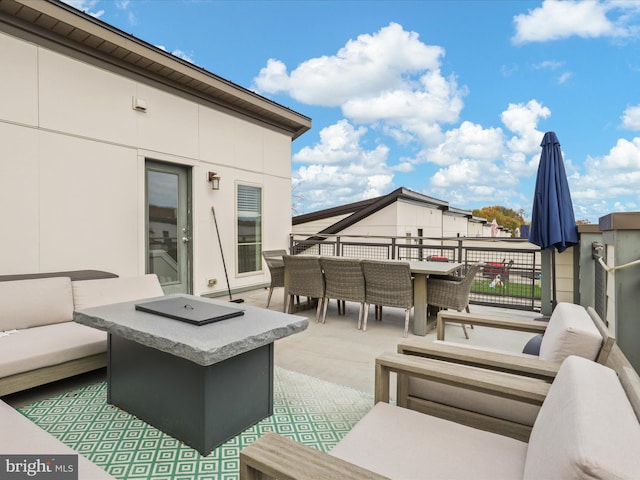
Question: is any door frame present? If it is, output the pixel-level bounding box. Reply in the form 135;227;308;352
145;160;193;294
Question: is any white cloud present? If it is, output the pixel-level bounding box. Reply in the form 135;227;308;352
254;22;465;141
501;100;551;153
621;105;640;130
61;0;104;17
512;0;632;44
533;60;564;70
424;121;505;166
425;100;553;209
569;135;640;219
255;23;446;105
155;45;195;64
588;137;640;170
259;22;471;212
292;120;394;210
557;71;573;84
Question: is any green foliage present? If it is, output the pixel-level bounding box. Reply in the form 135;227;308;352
472;206;526;235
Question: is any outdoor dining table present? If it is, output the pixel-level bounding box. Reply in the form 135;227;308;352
282;255;462;336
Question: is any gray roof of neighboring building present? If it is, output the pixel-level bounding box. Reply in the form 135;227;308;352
293;187;452;234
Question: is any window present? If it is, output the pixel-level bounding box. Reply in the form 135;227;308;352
236;184;262;274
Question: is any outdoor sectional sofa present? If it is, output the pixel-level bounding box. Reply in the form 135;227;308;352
0;271;164;396
0;271;164;479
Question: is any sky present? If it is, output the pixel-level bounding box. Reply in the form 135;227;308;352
65;0;640;223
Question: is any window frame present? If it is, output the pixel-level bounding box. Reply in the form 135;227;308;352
235;182;263;277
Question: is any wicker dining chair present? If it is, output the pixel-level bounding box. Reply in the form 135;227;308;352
361;260;413;337
320;257;366;327
427;262;483;339
262;249;287;309
282;255;325;322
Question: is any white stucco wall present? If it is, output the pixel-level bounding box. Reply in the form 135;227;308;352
442;214;468;238
0;31;294;295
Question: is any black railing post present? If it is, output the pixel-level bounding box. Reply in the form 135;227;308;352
391;238;396;260
336;236;341;257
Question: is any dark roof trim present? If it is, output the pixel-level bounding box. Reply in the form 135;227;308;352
293;187;449;235
0;0;311;139
292;197;378;226
445;206;473;217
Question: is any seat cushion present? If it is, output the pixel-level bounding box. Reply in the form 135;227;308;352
72;274;163;310
0;400;114;479
0;277;74;331
524;356;640;479
538;303;602;362
0;322;107;378
331;402;527;480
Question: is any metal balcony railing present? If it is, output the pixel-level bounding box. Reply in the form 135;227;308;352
290;233;542;312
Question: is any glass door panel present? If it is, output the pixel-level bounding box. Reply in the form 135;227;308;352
146;161;191;294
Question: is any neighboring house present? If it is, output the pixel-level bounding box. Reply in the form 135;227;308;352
0;0;310;296
292;187;490;240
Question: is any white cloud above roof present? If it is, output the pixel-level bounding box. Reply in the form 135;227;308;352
512;0;640;44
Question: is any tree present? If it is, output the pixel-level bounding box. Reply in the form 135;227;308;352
472;206;526;235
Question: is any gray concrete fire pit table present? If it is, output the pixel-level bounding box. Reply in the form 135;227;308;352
74;294;308;456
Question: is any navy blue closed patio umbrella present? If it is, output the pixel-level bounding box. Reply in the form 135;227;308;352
529;131;578;311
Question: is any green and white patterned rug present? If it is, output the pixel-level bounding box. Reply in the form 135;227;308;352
17;368;373;480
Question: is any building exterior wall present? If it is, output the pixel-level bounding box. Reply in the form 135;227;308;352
468;221;484;237
339;205;399;237
292;213;352;235
0;29;295;296
442;214;468;238
395;200;443;238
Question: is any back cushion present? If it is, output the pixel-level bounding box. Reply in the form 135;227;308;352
524;356;640;479
0;277;73;330
538;303;602;362
72;274;163;310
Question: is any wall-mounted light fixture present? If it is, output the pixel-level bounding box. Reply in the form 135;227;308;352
208;172;221;190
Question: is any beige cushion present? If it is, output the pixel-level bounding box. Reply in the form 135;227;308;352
331;401;527;479
524;356;640;479
408;366;542;427
538;303;602;362
0;400;114;479
0;322;107;378
72;274;163;310
0;277;73;331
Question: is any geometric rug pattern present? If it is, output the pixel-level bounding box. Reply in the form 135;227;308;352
18;367;373;479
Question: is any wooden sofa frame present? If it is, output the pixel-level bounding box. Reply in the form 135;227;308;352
387;305;616;440
394;306;615;381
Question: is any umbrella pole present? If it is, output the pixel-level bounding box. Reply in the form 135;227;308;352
551;250;557;311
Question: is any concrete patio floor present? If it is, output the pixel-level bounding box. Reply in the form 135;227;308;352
246;286;541;397
5;287;540;408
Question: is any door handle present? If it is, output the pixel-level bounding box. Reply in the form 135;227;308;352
182;237;190;243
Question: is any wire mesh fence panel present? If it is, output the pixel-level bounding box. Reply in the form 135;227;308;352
465;247;540;311
290;234;543;311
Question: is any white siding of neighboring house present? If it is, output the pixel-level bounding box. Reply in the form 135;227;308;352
292;213;352;235
395;200;443;238
468;221;484;237
0;30;294;296
442;214;468;238
329;200;444;239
